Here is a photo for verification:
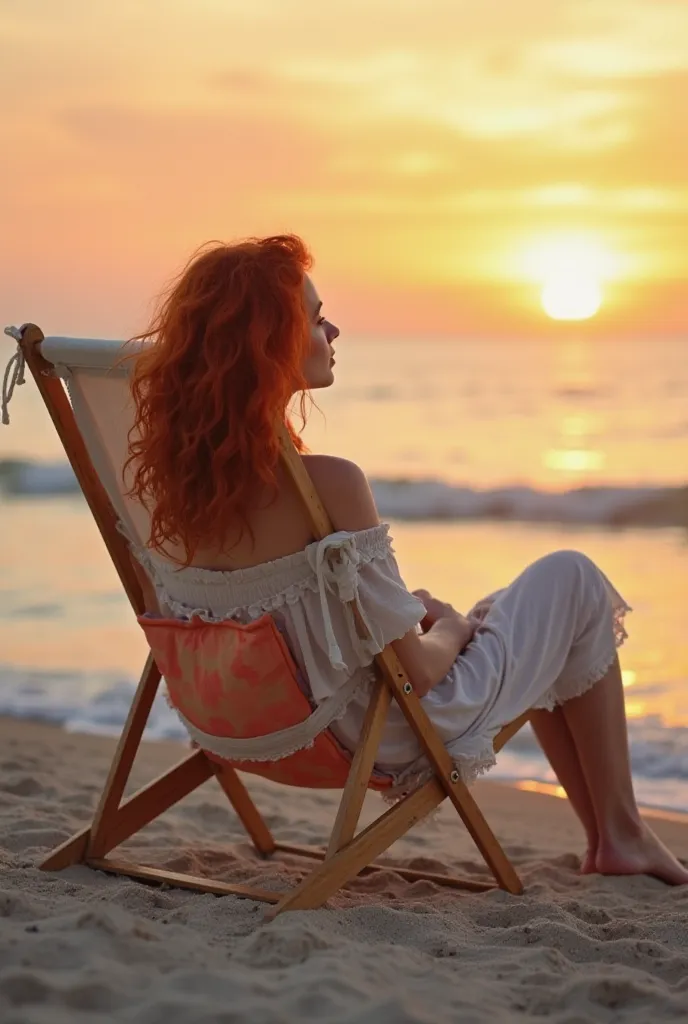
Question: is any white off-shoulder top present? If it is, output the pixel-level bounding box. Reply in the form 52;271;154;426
135;525;428;770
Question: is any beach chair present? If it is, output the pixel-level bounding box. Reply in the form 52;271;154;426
3;323;529;913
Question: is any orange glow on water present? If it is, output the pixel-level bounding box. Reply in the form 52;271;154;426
516;780;568;800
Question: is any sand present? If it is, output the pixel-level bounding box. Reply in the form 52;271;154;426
2;718;688;1023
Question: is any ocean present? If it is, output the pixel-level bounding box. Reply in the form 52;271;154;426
1;332;687;811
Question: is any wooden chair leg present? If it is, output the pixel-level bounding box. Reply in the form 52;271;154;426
212;764;276;856
443;776;522;894
42;751;213;870
95;750;214;855
273;778;446;914
87;653;161;858
40;829;92;872
274;702;531;913
380;671;523;895
326;683;391;858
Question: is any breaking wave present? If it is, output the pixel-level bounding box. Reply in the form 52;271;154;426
1;458;686;528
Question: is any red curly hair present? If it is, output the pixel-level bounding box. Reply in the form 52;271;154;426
124;234;313;563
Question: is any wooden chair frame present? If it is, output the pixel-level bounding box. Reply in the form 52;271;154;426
14;324;529;913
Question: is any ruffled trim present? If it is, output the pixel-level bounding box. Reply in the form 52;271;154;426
613;599;631;648
531;653;613;713
157;589;314;625
379;743;498;805
532;598;631;713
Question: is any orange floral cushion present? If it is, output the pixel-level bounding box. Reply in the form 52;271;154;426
138;613;390;791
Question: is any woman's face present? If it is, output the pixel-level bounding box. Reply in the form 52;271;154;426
302;275;339;389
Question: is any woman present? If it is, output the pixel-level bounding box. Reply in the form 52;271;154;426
127;234;688;885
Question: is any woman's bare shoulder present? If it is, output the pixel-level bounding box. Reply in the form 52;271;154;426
301;455;380;532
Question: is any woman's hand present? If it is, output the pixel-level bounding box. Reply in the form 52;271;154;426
413;588;476;652
413;588;455;631
392;589;479;697
466;588;504;624
468;597;492;623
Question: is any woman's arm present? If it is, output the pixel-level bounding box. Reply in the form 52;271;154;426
303;455;473;696
392;595;475;697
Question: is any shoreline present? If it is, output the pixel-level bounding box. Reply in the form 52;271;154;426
3;711;688;825
508;777;688;826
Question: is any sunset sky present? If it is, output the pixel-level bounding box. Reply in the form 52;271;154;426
1;0;687;337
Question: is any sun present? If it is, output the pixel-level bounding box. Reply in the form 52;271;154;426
541;272;602;321
520;233;617;322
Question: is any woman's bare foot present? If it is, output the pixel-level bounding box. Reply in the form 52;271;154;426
596;821;688;885
579;846;598;874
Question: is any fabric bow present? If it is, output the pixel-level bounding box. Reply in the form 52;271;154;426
307;532;379;671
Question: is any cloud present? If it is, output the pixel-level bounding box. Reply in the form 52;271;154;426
0;0;686;334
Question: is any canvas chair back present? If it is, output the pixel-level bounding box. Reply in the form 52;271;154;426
37;336;151;547
29;335;390;791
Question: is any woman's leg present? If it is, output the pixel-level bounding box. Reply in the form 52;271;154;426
464;550;606;868
528;706;599;872
464;549;687;883
560;654;688;883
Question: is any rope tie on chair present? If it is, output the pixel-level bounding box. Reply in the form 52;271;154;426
2;326;26;425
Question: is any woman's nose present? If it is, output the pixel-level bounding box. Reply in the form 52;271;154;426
326;320;340;342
